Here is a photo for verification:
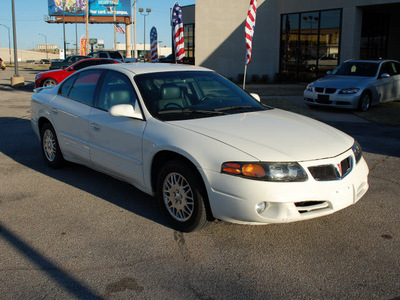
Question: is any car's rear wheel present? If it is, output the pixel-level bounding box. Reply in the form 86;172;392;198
157;160;211;232
40;123;64;168
42;78;58;87
358;92;371;112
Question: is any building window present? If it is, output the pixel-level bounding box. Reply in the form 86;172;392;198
183;24;195;65
360;11;389;59
280;9;341;82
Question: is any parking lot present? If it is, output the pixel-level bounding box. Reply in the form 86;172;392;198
0;67;399;299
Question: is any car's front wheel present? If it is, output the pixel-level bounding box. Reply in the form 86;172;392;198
40;123;64;168
358;92;371;112
157;160;211;232
42;78;58;87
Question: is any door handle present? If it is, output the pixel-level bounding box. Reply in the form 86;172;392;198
91;123;100;131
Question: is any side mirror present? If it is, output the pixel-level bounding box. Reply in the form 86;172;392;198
380;73;390;79
109;104;143;119
250;93;261;102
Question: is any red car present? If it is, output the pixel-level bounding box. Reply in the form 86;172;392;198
34;58;119;88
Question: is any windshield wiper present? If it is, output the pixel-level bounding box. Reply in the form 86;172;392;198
158;108;226;115
215;105;263;112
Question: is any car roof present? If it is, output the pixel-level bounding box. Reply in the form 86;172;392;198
85;62;212;75
344;59;398;64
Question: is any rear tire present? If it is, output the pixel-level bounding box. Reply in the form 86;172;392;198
40;123;65;168
157;160;211;232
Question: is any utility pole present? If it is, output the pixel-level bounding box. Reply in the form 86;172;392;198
10;0;24;86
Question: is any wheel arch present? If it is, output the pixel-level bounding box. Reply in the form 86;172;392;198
151;150;215;221
38;116;52;133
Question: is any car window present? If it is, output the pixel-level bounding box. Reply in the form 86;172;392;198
99;53;108;58
97;71;137;111
135;71;266;121
379;62;392;76
91;53;99;58
389;62;400;76
332;62;379;77
59;74;78;97
67;70;103;106
109;52;123;59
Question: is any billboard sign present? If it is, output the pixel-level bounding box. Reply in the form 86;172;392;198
48;0;131;17
48;0;87;16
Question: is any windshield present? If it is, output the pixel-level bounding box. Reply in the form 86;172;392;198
331;61;379;77
134;71;267;121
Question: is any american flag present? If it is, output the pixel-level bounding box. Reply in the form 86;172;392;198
245;0;258;65
172;2;185;62
116;24;125;34
150;26;158;63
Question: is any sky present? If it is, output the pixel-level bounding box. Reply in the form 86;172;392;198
0;0;195;51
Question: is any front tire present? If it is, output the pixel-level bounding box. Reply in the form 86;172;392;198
42;78;58;87
358;92;371;112
157;160;211;232
40;123;64;168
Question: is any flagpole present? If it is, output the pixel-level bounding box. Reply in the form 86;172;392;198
243;65;247;90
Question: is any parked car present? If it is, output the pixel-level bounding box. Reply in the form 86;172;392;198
304;59;400;111
88;51;124;62
157;54;174;63
31;63;369;232
39;59;51;64
35;58;119;88
49;55;89;70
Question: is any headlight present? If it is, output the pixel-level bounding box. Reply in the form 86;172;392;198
352;141;363;163
305;85;313;92
221;162;308;182
35;74;42;80
339;88;360;94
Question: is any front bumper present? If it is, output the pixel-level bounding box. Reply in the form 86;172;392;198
203;149;369;225
304;90;361;109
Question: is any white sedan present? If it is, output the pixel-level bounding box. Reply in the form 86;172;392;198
31;63;369;232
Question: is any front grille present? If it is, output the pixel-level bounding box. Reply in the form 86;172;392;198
314;87;337;94
308;165;338;181
325;88;336;94
308;156;353;181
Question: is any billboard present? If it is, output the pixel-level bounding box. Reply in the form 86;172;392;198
48;0;131;17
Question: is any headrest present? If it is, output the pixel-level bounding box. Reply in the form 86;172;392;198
161;84;181;100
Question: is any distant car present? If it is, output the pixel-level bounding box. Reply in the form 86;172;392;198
31;63;369;232
49;55;89;70
304;59;400;111
39;59;51;64
124;57;138;63
35;58;119;88
88;51;124;62
157;54;174;63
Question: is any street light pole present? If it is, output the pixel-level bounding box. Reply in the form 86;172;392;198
11;0;24;86
0;24;11;65
63;0;67;59
39;33;48;59
139;7;151;62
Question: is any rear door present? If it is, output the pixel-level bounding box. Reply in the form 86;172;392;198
50;70;103;163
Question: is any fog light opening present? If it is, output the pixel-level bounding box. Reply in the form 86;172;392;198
256;202;268;214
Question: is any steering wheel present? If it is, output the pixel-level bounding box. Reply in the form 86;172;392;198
164;102;183;110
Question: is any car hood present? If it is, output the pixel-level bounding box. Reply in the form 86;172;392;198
311;75;372;88
171;109;354;162
38;69;65;77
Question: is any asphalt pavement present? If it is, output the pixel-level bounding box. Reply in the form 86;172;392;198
0;68;399;299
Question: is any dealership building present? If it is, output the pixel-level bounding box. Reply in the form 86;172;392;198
182;0;400;82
